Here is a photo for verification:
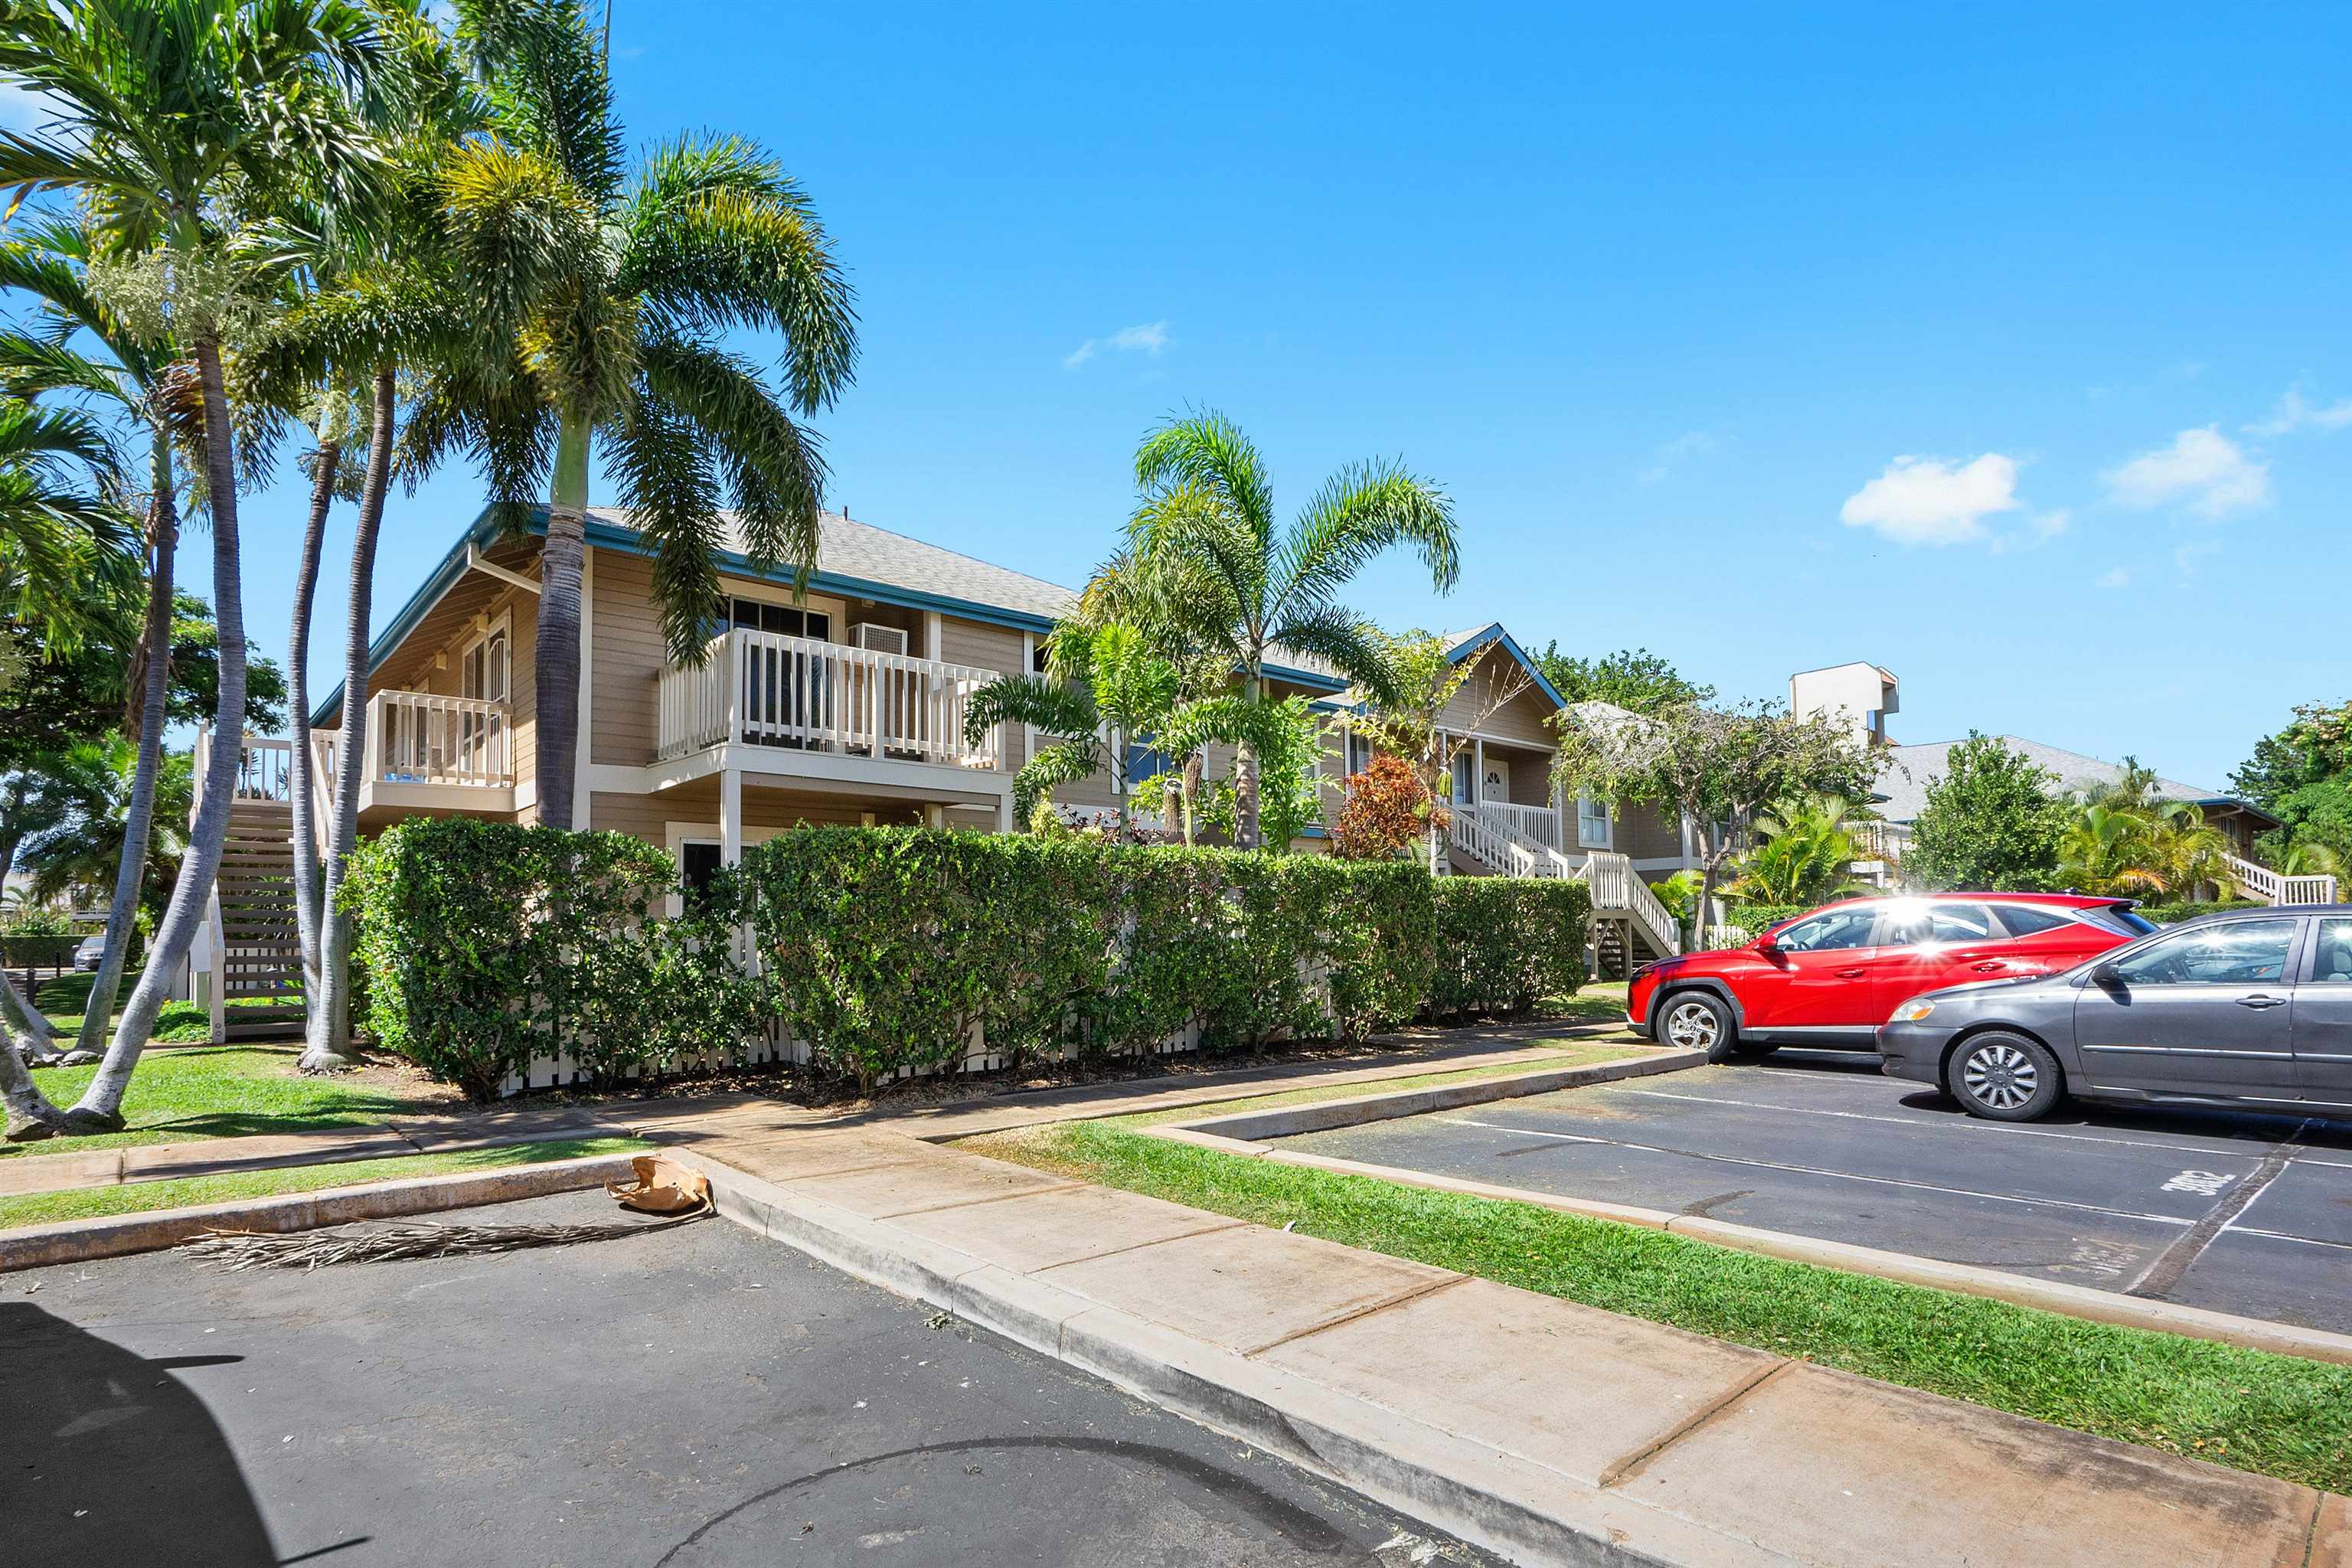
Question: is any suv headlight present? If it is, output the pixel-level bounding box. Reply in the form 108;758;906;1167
1889;998;1936;1024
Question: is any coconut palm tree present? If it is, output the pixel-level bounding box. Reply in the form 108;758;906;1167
0;217;198;1057
0;0;396;1132
2055;804;2164;897
965;622;1181;831
20;738;191;923
410;0;858;831
1126;410;1459;848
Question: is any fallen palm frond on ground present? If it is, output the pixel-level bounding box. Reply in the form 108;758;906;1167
181;1208;708;1270
181;1153;710;1269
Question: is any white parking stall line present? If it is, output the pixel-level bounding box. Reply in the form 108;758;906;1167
2226;1226;2352;1253
1597;1085;2287;1164
1432;1116;2196;1228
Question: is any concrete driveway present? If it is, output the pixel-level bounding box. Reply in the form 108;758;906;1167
1270;1050;2352;1334
5;1191;1485;1568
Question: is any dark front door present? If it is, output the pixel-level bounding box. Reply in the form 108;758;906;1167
2072;916;2303;1101
2293;916;2352;1108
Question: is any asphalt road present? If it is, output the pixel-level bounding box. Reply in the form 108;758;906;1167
1272;1050;2352;1334
4;1191;1486;1568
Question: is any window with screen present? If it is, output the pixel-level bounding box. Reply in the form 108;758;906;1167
1576;795;1610;848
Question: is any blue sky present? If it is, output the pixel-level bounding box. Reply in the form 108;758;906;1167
212;2;2350;788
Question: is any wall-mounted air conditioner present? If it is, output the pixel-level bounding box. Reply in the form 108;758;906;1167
851;622;908;656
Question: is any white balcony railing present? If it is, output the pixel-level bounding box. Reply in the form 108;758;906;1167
364;691;514;788
2227;853;2337;906
1474;799;1562;851
657;628;1005;772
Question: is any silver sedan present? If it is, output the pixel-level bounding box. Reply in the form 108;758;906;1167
1877;906;2352;1122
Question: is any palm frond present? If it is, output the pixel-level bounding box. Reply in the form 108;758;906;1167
604;384;723;665
1133;408;1275;545
1011;740;1102;824
453;0;624;204
1267;599;1396;705
963;674;1101;748
635;332;825;581
1276;458;1458;615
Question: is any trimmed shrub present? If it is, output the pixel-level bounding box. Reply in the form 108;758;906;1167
2138;898;2263;925
1720;903;1807;936
344;818;756;1101
1432;877;1590;1018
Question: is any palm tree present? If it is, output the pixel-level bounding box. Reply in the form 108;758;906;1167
1726;795;1870;907
2055;804;2164;897
964;622;1180;831
1126;410;1459;848
0;0;396;1132
2144;802;2237;903
412;0;858;831
0;217;196;1057
0;762;86;1070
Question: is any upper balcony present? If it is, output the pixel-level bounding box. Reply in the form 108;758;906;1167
202;689;516;830
655;628;1007;784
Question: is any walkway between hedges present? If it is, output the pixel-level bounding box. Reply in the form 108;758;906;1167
0;1025;1631;1202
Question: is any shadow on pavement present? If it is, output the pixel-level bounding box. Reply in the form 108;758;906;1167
1;1300;309;1568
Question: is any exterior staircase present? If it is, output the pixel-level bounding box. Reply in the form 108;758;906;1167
2224;853;2337;907
191;730;318;1044
1447;801;1681;975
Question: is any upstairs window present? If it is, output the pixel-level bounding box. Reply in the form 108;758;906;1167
1576;795;1611;848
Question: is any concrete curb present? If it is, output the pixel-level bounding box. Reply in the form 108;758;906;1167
675;1149;1771;1568
1148;1132;2352;1369
0;1152;641;1273
1174;1048;1704;1142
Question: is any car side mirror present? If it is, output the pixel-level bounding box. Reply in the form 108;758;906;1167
1754;936;1782;958
2090;962;2122;988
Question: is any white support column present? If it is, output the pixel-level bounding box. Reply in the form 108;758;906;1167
996;790;1014;834
923;803;947;829
720;767;743;867
1472;737;1485;808
923;609;943;661
1556;778;1570;854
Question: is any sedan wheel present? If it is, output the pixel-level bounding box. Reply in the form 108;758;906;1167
1949;1031;2063;1122
1661;992;1740;1062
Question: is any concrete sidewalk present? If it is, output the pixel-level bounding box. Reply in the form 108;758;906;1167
0;1029;1623;1200
681;1122;2346;1568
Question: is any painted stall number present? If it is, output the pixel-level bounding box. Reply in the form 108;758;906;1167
2161;1170;2238;1197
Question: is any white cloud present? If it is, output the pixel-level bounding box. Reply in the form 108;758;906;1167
2096;567;2132;589
1838;452;2021;546
1638;430;1718;485
1063;320;1170;371
2101;426;2271;517
2244;387;2352;437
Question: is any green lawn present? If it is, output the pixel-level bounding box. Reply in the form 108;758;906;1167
965;1119;2352;1495
8;1045;443;1159
0;1135;651;1230
1542;981;1630;1025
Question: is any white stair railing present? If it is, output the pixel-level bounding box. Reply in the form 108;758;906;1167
1447;802;1540;877
2226;853;2337;906
658;629;1007;771
1576;849;1682;956
1476;799;1563;851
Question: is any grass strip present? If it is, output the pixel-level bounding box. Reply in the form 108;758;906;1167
1099;1041;1656;1129
965;1119;2352;1495
0;1136;650;1230
8;1046;436;1159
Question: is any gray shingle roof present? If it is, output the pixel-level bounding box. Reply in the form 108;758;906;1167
586;507;1083;624
1876;737;2237;824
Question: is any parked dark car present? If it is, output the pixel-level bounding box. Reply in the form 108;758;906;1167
73;933;106;972
1625;893;2151;1060
1877;906;2352;1121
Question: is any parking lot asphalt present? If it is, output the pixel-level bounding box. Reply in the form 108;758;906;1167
5;1191;1484;1568
1270;1050;2352;1334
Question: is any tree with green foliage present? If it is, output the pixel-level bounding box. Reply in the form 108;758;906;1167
416;0;859;832
1553;700;1879;948
1534;645;1712;716
964;622;1181;832
1125;409;1459;848
2232;701;2352;875
1900;733;2068;893
1353;628;1533;872
0;0;396;1136
1726;795;1870;907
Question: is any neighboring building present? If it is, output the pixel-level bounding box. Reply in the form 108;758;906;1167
1875;737;2280;861
1790;661;1900;750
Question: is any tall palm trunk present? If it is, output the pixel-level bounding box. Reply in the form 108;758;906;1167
67;335;248;1131
304;370;393;1071
533;413;591;831
286;436;341;1055
0;829;62;1067
76;439;180;1054
1179;752;1203;845
1231;671;1263;848
0;978;59;1138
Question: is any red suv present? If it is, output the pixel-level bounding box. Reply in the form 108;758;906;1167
1626;894;2155;1060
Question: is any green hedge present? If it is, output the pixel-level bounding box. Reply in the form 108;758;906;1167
2138;898;2263;925
344;820;754;1101
1719;903;1806;936
1430;877;1590;1018
0;934;80;969
348;823;1563;1098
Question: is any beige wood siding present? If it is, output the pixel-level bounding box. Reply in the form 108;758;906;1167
1440;648;1557;746
1616;801;1685;861
936;616;1021;678
590;547;666;767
